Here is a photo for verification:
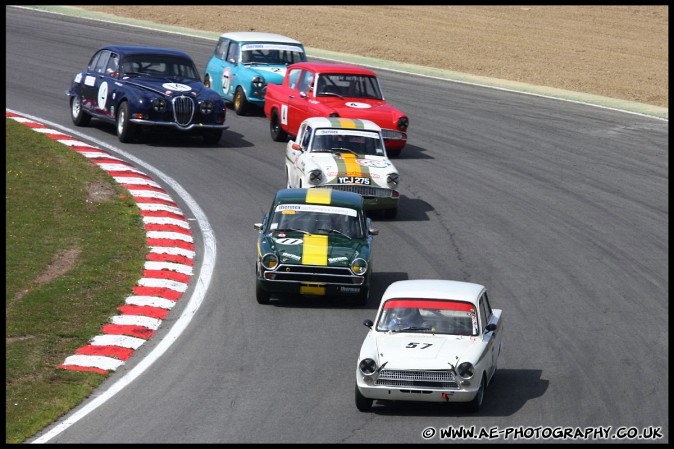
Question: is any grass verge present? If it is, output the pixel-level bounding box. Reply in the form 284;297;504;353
5;118;147;443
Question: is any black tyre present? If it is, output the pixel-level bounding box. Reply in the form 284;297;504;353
70;95;91;127
355;384;373;412
116;101;137;143
270;110;288;142
256;281;270;305
466;374;486;413
202;129;222;145
233;86;249;116
383;208;398;219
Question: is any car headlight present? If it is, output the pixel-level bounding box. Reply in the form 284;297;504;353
397;116;409;131
457;362;474;379
351;258;368;275
308;169;323;185
200;100;214;115
252;76;265;88
261;253;279;270
386;173;399;189
359;358;377;375
152;98;167;112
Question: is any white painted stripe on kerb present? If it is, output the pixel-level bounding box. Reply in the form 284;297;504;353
90;334;147;349
97;163;145;174
113;177;162;188
146;230;193;243
130;190;174;201
137;277;188;292
144;260;193;275
149;246;195;259
111;314;162;330
143;216;190;228
9;116;34;123
136;203;183;214
125;296;176;309
56;139;95;148
79;151;123;160
32;127;66;135
62;355;125;371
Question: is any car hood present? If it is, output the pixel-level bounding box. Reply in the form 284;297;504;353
372;332;480;370
310;153;397;188
246;65;288;84
121;76;208;97
312;97;403;126
262;232;369;267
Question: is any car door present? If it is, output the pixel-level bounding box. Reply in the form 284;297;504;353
288;123;310;187
287;69;315;132
480;293;501;380
206;37;230;98
81;50;117;117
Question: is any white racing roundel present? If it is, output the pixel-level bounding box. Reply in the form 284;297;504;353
345;102;372;109
162;83;192;92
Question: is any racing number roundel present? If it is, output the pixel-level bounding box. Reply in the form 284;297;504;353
222;67;231;95
97;81;108;110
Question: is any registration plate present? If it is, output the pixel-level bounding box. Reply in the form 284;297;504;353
338;176;370;185
300;284;326;295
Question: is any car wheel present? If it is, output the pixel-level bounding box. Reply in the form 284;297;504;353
355;384;373;412
270;110;288;142
204;74;211;88
116;101;137;143
466;374;486;413
233;86;249;116
202;129;222;145
383;208;397;219
255;281;271;305
70;96;91;127
387;149;401;158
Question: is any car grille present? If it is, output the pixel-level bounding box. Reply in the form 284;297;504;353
265;264;364;285
376;369;459;389
317;185;393;198
172;96;195;127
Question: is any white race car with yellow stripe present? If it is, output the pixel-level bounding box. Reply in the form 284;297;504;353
285;117;400;219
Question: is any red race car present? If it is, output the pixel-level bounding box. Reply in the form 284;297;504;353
264;61;408;157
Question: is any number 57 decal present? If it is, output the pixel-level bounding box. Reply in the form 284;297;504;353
405;342;433;349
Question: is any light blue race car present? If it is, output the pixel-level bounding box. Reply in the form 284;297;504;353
204;32;306;116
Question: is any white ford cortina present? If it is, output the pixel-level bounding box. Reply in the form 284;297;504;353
355;279;504;412
285;117;400;218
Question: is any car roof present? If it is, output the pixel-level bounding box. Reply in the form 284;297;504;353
219;31;303;45
274;188;364;209
302;117;382;132
288;61;377;76
381;279;486;305
100;45;193;60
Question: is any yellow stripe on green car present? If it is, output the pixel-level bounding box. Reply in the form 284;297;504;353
306;188;332;204
302;234;328;265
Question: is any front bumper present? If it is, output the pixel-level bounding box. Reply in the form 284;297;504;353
257;262;368;297
315;186;399;211
356;369;480;403
129;119;230;131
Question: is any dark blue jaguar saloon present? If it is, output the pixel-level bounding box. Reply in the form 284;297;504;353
66;45;229;144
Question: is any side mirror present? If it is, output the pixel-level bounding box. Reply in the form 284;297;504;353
291;142;301;151
485;323;497;333
363;319;373;329
253;223;263;231
369;227;379;236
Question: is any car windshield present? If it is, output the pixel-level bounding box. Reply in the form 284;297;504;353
241;43;306;65
268;203;363;239
120;55;200;80
311;129;386;157
376;299;479;335
315;74;382;99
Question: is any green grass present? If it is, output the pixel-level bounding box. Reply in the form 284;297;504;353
5;118;148;443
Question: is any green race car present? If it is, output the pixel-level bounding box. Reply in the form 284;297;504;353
254;188;378;305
